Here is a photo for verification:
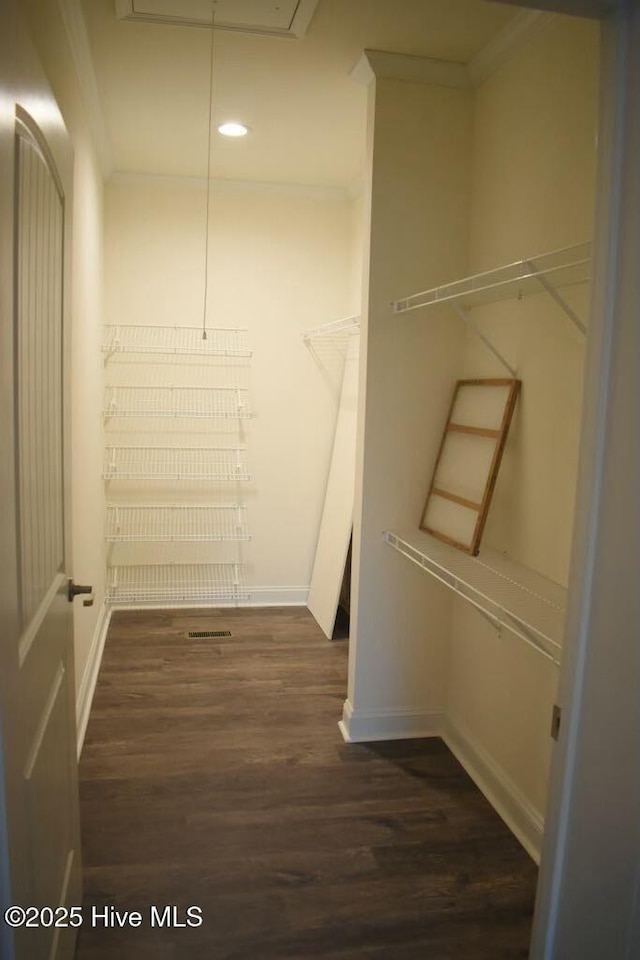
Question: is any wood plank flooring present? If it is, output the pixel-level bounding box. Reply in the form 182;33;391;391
76;608;537;959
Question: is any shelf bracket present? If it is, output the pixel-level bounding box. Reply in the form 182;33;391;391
453;581;558;663
451;303;517;377
524;260;587;335
462;595;502;633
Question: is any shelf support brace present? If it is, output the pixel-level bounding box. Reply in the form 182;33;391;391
451;303;517;377
523;260;587;335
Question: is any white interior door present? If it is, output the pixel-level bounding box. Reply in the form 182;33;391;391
0;9;82;960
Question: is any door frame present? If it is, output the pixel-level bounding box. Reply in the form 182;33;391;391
492;0;640;956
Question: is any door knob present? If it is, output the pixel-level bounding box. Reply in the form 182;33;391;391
67;580;94;607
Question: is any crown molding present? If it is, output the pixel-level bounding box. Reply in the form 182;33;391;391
352;13;561;94
57;0;113;178
108;170;352;201
351;49;471;89
468;10;557;86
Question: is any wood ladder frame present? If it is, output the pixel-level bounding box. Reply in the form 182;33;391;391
420;378;521;555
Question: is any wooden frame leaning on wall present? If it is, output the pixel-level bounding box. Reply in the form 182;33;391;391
420;378;521;555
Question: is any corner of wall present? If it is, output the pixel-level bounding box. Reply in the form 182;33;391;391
339;699;443;743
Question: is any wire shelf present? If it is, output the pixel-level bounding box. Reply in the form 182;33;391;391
392;242;591;315
103;325;251;358
107;563;248;604
103;386;252;419
303;316;361;342
103;446;251;481
105;504;250;541
384;529;565;665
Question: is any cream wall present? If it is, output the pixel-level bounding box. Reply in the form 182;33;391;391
467;14;598;583
446;15;599;836
23;0;106;717
468;16;598;272
344;70;472;738
345;17;598;856
104;178;355;598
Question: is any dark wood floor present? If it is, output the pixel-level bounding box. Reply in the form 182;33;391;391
76;608;537;959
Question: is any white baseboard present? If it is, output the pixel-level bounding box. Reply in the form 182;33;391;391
338;699;443;743
76;603;111;758
244;586;309;606
441;716;544;864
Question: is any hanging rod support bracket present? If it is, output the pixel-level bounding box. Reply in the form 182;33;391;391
451;303;517;377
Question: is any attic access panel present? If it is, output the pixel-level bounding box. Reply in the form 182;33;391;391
115;0;321;37
421;378;520;556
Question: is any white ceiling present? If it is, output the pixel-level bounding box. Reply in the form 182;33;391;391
82;0;519;187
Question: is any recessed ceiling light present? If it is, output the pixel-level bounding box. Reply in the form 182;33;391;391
218;122;249;138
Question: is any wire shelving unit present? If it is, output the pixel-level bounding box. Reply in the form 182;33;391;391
303;315;360;386
103;446;251;482
392;242;591;376
103;325;251;359
384;528;565;665
392;243;591;317
102;322;253;608
103;386;252;419
302;315;361;342
105;504;250;542
107;563;248;604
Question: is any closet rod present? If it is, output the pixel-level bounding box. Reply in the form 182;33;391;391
384;529;564;666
